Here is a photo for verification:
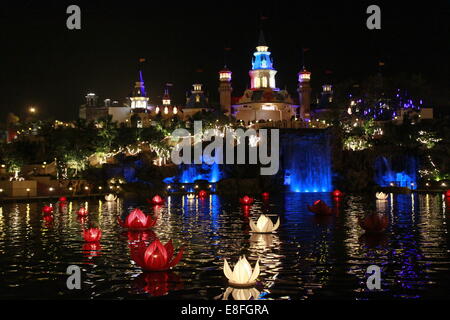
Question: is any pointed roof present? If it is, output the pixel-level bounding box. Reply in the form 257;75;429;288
258;29;266;46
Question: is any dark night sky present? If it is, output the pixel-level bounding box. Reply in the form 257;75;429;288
1;0;449;121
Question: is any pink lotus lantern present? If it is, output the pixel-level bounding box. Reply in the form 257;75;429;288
82;228;102;242
77;207;89;216
130;239;184;271
239;196;254;205
198;190;208;199
118;208;157;230
148;195;165;205
42;205;53;215
307;200;333;215
359;213;389;233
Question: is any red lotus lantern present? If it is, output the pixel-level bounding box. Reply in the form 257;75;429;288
130;239;184;271
239;196;254;205
262;192;270;199
359;213;389;233
331;190;344;198
82;228;102;242
307;200;333;215
118;208;157;230
149;195;165;205
77;207;89;216
198;190;208;199
59;196;67;202
42;205;53;215
445;190;450;198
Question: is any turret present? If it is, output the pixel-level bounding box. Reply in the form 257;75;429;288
218;66;232;115
297;67;312;119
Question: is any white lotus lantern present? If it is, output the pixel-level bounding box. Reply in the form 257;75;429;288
187;193;195;200
249;214;280;233
222;287;261;300
223;256;260;287
376;192;388;200
104;194;117;202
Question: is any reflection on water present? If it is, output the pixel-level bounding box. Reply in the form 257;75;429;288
0;192;449;299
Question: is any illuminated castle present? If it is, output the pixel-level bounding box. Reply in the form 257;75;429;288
219;31;312;124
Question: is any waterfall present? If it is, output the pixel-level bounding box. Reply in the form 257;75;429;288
374;156;418;189
280;131;333;192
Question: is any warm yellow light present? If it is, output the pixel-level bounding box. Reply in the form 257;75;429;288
49;187;54;191
29;107;36;113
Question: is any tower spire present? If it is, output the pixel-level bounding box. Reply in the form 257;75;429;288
258;29;266;47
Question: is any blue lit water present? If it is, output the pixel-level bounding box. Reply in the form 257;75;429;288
374;156;418;189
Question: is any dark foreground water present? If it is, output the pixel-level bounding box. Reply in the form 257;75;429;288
0;193;449;300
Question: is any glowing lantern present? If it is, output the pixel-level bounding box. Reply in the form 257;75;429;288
59;196;67;202
249;214;280;233
42;205;53;215
307;200;333;215
331;190;344;198
82;228;102;242
376;192;389;200
445;190;450;198
118;208;157;230
223;256;260;287
187;193;195;200
130;239;184;271
198;190;208;198
105;194;117;202
359;213;389;233
262;192;269;198
77;207;89;216
239;196;254;205
149;195;165;205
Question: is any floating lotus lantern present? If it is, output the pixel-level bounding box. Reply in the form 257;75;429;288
130;239;184;271
376;192;389;200
149;195;165;205
198;190;208;199
187;193;195;200
59;196;67;202
331;189;344;198
118;208;157;230
222;287;261;300
261;192;269;199
77;207;89;216
223;256;260;287
105;194;117;202
82;228;102;242
445;190;450;198
42;205;53;215
359;213;389;233
249;214;280;233
240;196;254;205
307;200;333;215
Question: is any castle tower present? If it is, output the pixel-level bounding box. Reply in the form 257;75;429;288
297;67;312;119
218;66;232;115
248;30;277;89
130;59;149;112
162;87;171;105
